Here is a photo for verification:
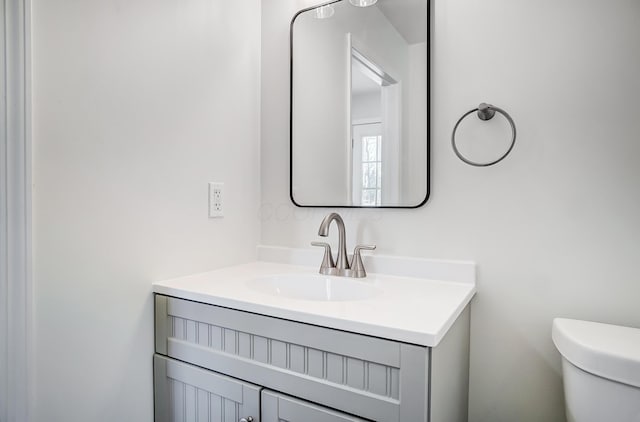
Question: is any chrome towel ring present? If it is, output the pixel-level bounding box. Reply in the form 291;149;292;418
451;103;516;167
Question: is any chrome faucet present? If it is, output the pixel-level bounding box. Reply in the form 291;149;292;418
311;212;376;278
318;213;349;270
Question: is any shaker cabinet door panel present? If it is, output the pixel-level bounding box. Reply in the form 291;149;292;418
261;390;368;422
154;354;260;422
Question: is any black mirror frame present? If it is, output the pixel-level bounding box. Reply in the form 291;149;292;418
289;0;430;209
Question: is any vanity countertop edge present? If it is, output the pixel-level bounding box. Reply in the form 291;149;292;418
152;246;476;347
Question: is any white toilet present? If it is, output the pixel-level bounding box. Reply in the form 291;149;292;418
552;318;640;422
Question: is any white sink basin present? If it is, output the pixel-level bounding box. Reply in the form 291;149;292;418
246;274;380;302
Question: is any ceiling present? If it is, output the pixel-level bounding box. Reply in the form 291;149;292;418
376;0;428;44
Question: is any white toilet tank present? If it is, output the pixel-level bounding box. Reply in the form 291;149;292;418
552;318;640;422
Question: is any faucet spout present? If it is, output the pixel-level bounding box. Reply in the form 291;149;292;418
318;213;349;270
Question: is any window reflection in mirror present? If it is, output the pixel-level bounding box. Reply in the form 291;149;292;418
291;0;429;207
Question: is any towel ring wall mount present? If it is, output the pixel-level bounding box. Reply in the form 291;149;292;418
451;103;516;167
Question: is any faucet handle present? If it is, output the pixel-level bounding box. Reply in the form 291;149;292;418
350;244;376;278
311;241;335;272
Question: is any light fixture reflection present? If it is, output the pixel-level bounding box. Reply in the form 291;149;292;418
349;0;377;7
315;4;335;19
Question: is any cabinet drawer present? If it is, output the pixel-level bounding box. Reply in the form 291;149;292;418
154;354;260;422
262;390;368;422
155;295;429;422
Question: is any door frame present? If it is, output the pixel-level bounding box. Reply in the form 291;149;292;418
1;0;33;420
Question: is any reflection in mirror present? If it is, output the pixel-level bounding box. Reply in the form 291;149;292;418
351;47;398;206
291;0;429;207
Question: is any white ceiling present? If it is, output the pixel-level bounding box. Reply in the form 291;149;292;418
376;0;428;44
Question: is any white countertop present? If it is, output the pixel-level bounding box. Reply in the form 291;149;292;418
153;246;476;347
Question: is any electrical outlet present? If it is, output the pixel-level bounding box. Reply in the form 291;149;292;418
208;182;224;218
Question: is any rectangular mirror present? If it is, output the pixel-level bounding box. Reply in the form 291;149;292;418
290;0;429;208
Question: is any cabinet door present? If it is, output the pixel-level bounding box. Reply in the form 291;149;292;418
154;354;260;422
261;390;368;422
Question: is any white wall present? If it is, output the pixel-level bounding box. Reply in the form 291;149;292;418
403;42;427;203
292;7;351;204
31;0;261;420
261;0;640;421
352;91;381;122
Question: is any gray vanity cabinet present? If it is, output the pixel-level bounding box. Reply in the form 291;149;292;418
154;294;470;422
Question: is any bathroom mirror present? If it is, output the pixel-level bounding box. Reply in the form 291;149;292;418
290;0;429;208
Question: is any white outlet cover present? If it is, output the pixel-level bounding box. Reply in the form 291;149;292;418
208;182;224;218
